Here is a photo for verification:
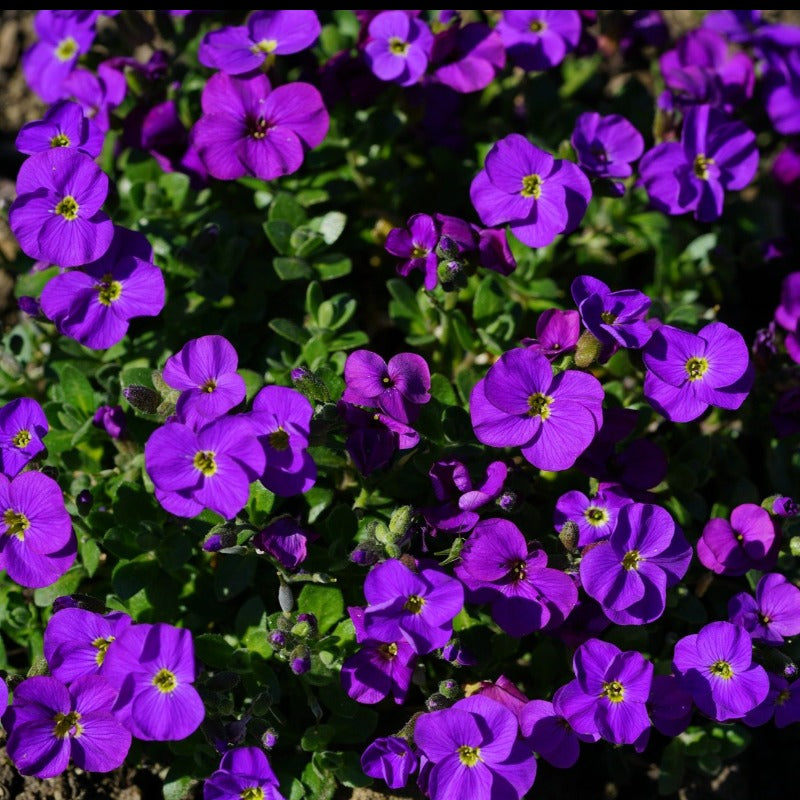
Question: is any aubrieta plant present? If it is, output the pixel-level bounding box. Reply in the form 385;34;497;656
3;8;800;800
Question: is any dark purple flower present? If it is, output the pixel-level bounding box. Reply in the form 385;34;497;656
192;72;329;182
364;11;434;87
16;100;103;158
338;401;398;475
362;737;418;790
92;405;126;439
674;621;769;722
728;573;800;645
102;622;205;741
697;503;780;576
3;675;131;778
253;517;317;570
470;134;592;248
760;48;800;136
62;62;127;132
772;495;799;517
0;398;48;478
497;10;582;71
362;559;464;654
580;503;693;625
145;415;265;519
0;471;76;588
431;22;506;94
9;149;113;268
553;487;632;547
774;272;800;362
559;638;653;745
198;10;321;74
470;348;604;472
640;105;758;222
648;674;694;737
204;746;285;800
385;213;440;290
456;518;577;637
703;10;763;44
643;322;753;422
744;673;800;728
522;309;580;359
40;225;165;350
414;695;537;800
615;10;669;55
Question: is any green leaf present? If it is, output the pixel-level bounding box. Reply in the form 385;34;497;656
291;226;327;259
195;633;237;669
269;318;310;345
58;364;95;416
112;558;160;599
298;585;344;635
473;275;505;323
318;211;346;244
33;566;86;607
78;537;101;578
159;172;191;210
247;481;276;525
240;369;265;402
301;724;335;751
306;281;325;319
163;772;196;800
269;193;307;227
658;739;685;796
274;257;313;281
314;252;352;280
263;220;294;255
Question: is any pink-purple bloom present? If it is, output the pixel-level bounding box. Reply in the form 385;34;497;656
363;11;434;87
522;308;581;359
470;347;604;472
729;573;800;645
0;398;48;478
361;736;418;790
470;134;592;248
253;517;316;570
431;22;506;94
553;486;632;547
92;404;126;439
497;10;582;72
204;747;286;800
385;213;440;290
16;100;103;158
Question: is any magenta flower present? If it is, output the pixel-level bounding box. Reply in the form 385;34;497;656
102;622;205;741
0;471;76;588
61;62;127;133
9;149;113;268
697;503;780;576
385;213;440;290
643;322;753;422
522;308;581;359
0;398;48;478
471;134;591;248
361;737;418;790
474;675;529;721
253;517;316;570
192;72;329;182
40;224;165;349
432;22;505;94
162;335;246;428
3;675;131;778
362;559;464;654
414;695;537;800
580;503;693;625
497;10;582;72
470;348;604;472
16;100;103;158
364;11;433;87
729;573;800;645
673;621;769;722
553;487;631;547
204;747;286;800
198;10;321;74
92;404;126;439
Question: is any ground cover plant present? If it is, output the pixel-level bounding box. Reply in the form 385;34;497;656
2;8;800;800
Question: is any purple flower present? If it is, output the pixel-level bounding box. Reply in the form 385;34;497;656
204;746;285;800
497;10;582;72
414;695;537;800
572;275;652;354
385;213;440;290
470;348;604;472
640;105;758;222
61;62;127;133
9;149;113;268
762;49;800;136
580;503;693;625
16;100;103;158
250;385;316;496
102;622;205;741
522;309;580;359
343;349;431;426
728;573;800;645
772;495;799;517
253;517;317;570
470;134;592;248
3;675;131;778
674;621;769;722
362;737;417;790
456;518;577;637
162;335;246;428
422;459;507;533
648;674;694;737
697;503;780;576
474;675;529;721
338;401;398;475
362;559;464;654
340;606;416;705
744;673;800;729
0;398;48;478
643;322;753;422
703;10;763;44
145;416;265;519
92;404;126;439
192;72;329;182
553;487;631;547
40;224;165;350
22;11;96;103
0;471;76;588
774;272;800;362
44;607;132;683
559;638;653;745
198;10;320;74
571;112;644;194
431;22;506;94
364;11;434;87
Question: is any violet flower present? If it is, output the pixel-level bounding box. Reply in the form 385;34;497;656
385;213;440;290
728;573;800;644
16;100;103;158
0;398;48;478
522;309;580;359
553;486;632;547
474;675;529;721
431;22;506;94
338;401;398;475
364;11;434;87
774;272;800;363
253;517;317;570
204;747;286;800
92;404;126;440
62;62;127;132
744;673;800;729
497;10;582;72
361;737;418;790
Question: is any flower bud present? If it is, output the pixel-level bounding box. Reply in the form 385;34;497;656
389;505;415;538
559;521;580;552
268;630;288;649
278;583;294;613
438;679;462;700
290;645;311;675
76;489;93;516
496;490;519;512
291;367;330;403
122;384;161;414
262;728;279;749
296;613;318;635
574;330;603;368
436;235;460;260
425;692;450;711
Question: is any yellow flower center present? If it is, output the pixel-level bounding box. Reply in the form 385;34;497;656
693;154;715;180
193;450;217;477
50;133;71;148
379;642;399;660
521;173;543;199
251;38;278;54
529;19;546;33
389;36;410;56
12;429;31;448
200;378;217;393
602;680;625;703
457;745;482;767
622;550;641;571
509;559;527;581
92;635;115;666
685;356;708;382
53;710;83;739
527;392;552;419
584;506;609;527
55;36;78;61
3;509;30;540
153;667;178;693
404;594;425;614
411;244;428;258
96;273;122;306
268;428;290;451
710;660;733;680
55;195;79;221
241;789;265;800
600;311;617;324
777;690;791;706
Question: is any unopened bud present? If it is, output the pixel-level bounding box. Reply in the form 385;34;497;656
123;384;161;414
425;692;450;711
291;367;330;403
437;259;466;292
290;645;311;675
559;521;580;552
372;520;393;546
76;489;93;516
278;583;294;613
41;465;59;481
262;728;279;749
574;330;602;368
389;505;414;538
27;657;49;677
438;679;462;700
436;235;460;260
269;630;288;649
496;490;518;512
296;613;318;635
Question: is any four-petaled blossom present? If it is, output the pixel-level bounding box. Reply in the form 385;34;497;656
643;321;753;422
432;22;506;94
0;398;48;478
16;100;103;158
361;736;418;791
470;347;604;472
497;10;582;72
470;134;592;248
729;573;800;645
364;11;434;87
522;308;580;359
414;695;537;800
204;747;287;800
673;621;769;722
385;213;440;290
553;487;632;547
